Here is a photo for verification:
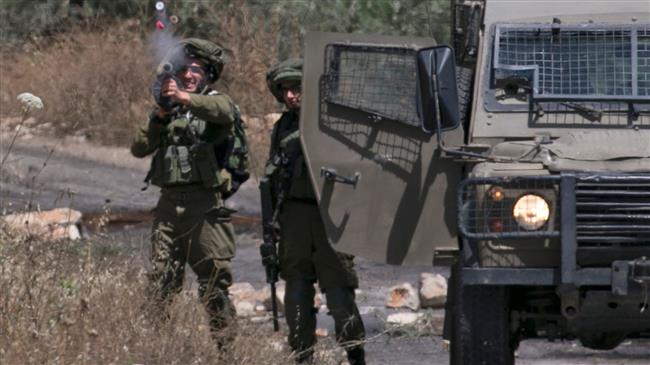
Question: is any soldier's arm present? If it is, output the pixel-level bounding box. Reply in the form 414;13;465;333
130;114;167;158
187;93;235;126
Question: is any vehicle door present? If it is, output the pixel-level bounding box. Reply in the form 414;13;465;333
301;31;464;265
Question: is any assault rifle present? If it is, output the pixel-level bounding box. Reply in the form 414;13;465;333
259;177;280;331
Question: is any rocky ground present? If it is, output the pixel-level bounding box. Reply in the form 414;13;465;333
1;130;649;364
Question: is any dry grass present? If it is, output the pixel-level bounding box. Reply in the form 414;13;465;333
0;22;152;146
209;2;285;175
212;1;283;118
0;226;342;364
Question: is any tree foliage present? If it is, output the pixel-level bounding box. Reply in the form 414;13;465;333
270;0;450;58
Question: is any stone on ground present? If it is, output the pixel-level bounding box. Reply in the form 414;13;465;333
2;207;82;240
419;273;448;308
386;282;420;310
235;300;256;317
386;312;424;326
385;311;444;336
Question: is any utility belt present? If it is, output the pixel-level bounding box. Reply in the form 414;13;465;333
160;183;206;194
160;184;220;204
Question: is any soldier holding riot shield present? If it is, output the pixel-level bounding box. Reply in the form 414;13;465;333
261;58;366;365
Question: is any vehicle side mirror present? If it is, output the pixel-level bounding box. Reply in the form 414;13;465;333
417;45;460;133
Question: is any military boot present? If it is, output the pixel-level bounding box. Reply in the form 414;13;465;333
284;280;318;363
346;346;366;365
324;287;366;365
198;284;236;349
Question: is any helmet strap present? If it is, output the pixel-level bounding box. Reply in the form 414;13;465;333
206;65;218;83
199;84;211;95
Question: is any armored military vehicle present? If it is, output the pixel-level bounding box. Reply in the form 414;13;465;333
300;0;649;364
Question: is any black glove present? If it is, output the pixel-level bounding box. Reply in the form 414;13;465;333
260;242;278;267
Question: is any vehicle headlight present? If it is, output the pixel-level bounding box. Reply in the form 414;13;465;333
512;194;550;230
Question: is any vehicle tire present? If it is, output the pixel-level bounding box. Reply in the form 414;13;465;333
448;263;461;365
456;66;474;135
450;265;515;365
579;332;626;350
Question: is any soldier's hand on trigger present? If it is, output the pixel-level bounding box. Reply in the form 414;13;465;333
161;78;191;105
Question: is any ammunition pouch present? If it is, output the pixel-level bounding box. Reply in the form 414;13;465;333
148;145;199;187
148;142;228;190
192;142;224;189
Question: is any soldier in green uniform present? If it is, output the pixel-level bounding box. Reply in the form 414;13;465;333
264;59;366;364
131;38;238;341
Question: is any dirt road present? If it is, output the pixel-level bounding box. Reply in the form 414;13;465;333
1;135;648;364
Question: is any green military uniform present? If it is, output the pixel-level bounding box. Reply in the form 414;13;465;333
131;39;237;337
265;59;366;365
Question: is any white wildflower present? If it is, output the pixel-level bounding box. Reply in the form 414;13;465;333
17;92;44;113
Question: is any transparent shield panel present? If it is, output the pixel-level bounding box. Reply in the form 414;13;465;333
321;44;421;127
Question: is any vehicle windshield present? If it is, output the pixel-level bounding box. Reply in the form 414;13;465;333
484;23;650;128
494;24;649;100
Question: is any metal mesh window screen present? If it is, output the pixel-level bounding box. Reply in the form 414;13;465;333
322;44;421;127
532;102;650;127
639;29;650;96
494;24;650;99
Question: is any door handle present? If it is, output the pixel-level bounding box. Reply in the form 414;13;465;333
320;167;361;187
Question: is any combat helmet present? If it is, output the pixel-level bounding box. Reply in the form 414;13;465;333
266;58;303;102
165;38;226;83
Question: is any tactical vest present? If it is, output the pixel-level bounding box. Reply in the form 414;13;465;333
146;92;232;191
265;112;315;202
